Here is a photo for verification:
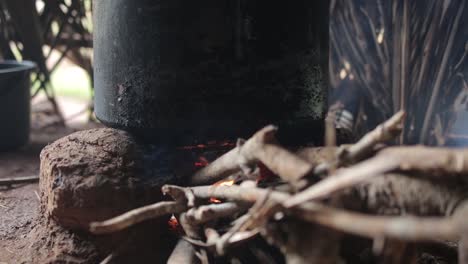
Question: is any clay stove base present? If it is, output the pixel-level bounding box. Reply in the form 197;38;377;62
1;128;183;263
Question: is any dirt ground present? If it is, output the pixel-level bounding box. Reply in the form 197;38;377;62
0;100;103;263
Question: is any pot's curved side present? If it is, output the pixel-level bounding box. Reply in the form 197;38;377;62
94;0;329;145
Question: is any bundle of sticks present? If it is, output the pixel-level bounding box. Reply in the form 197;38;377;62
89;111;468;263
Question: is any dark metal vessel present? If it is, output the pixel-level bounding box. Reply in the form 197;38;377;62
94;0;328;145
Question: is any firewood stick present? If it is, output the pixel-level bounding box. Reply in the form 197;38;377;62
190;125;313;185
177;184;464;244
286;144;468;208
216;211;252;255
92;181;468;249
294;203;462;242
172;182;467;242
0;175;39;186
98;172;466;237
356;173;468;216
190;126;277;185
376;146;468;180
205;228;220;245
167;239;197;264
212;194;270;255
89;201;187;234
256;144;313;183
285;155;400;208
179;212;210;264
185;202;242;225
90;184;283;235
337;110;405;163
199;185;466;244
190;147;242;185
182;229;259;249
163;184;290;205
179;212;201;239
315;111;405;174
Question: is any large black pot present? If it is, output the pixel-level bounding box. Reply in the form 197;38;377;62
94;0;329;145
0;60;35;151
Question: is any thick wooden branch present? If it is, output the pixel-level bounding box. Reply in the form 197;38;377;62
377;146;468;180
190;126;277;185
286;144;468;208
89;201;187;234
163;184;290;205
295;203;461;242
285;155;399;208
190;125;313;185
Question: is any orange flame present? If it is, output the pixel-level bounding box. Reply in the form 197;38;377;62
214;179;235;187
168;215;179;232
210;179;235;203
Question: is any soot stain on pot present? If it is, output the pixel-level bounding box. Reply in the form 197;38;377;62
96;0;328;143
114;51;325;130
114;65;160;128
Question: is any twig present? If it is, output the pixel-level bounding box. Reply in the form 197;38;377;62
0;175;39;186
99;253;114;264
315;111;405;174
34;190;41;201
89;201;187;234
338;110;405;163
190;125;313;185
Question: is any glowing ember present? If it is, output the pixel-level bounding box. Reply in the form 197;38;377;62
178;140;235;150
210;179;235;203
210;198;223;203
194;156;209;167
257;162;276;183
168;215;179;231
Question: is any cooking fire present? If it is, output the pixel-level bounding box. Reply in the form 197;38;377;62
1;0;466;263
